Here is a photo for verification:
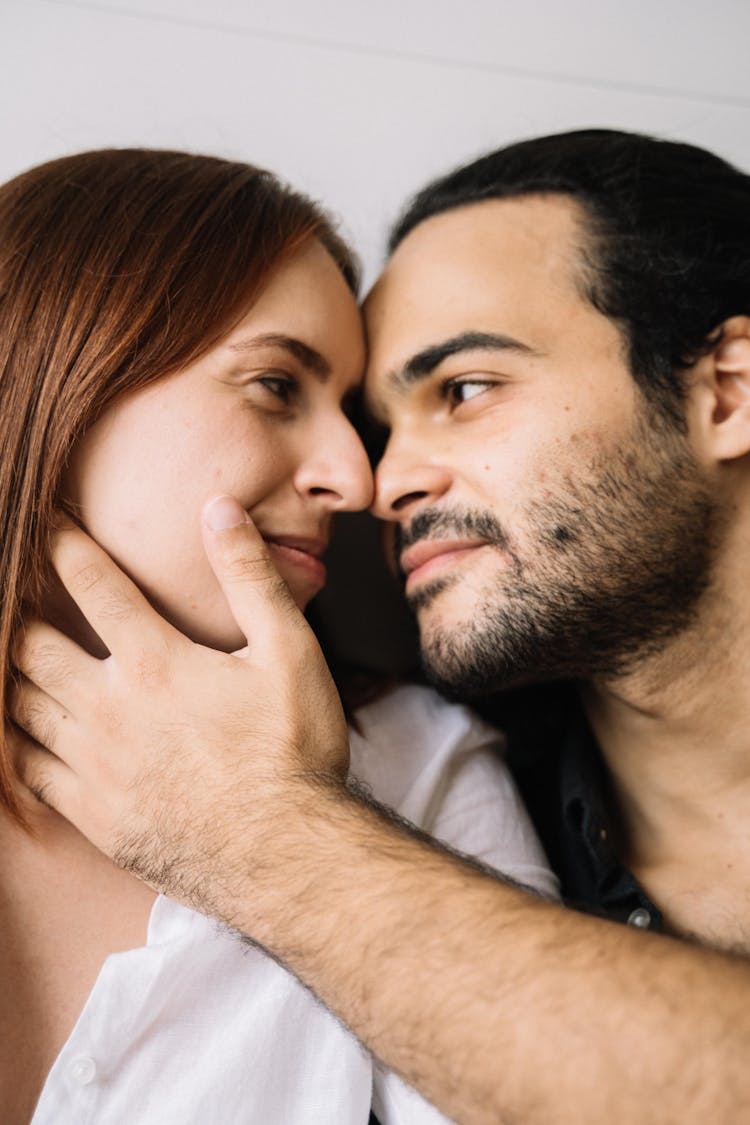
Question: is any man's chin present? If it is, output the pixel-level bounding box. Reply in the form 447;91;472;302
415;608;497;698
415;598;555;698
407;569;479;620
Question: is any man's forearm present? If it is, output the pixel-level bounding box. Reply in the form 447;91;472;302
212;779;750;1125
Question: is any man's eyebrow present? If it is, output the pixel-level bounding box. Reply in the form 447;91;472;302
394;331;541;389
228;333;331;379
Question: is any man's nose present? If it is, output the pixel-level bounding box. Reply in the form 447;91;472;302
371;433;452;520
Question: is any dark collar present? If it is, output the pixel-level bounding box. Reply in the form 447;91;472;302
504;687;663;930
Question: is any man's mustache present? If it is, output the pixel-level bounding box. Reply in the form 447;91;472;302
393;508;512;574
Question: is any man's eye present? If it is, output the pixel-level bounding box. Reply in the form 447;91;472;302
444;379;493;406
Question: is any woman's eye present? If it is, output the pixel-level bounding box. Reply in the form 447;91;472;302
256;374;297;404
444;379;493;406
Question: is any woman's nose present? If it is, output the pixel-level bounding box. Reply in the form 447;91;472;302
295;416;374;511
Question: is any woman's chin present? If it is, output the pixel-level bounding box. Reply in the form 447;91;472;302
168;576;316;651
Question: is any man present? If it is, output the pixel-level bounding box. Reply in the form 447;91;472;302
13;130;750;1123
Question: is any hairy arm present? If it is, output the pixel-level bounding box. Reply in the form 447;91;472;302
11;501;750;1124
237;782;749;1125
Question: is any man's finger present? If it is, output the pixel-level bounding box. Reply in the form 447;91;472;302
7;723;77;813
14;618;96;705
201;495;307;644
8;676;75;754
50;523;182;655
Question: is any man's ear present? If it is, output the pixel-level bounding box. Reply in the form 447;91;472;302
695;315;750;462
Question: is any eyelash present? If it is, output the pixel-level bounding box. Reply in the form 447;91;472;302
443;377;495;407
256;373;298;405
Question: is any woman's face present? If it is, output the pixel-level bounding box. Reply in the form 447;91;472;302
64;239;373;652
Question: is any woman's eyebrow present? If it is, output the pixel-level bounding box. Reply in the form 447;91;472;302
228;333;331;380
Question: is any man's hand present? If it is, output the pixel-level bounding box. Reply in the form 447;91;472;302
10;495;349;917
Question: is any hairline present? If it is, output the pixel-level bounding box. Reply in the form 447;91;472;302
387;189;638;389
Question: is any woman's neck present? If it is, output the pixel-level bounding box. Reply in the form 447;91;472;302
0;791;157;1124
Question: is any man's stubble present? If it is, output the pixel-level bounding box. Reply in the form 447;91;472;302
399;408;722;697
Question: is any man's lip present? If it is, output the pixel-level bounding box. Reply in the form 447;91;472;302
400;538;489;578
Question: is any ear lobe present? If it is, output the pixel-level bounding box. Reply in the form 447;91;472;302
706;316;750;458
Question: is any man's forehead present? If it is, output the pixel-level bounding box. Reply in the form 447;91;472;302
364;194;586;388
371;194;584;296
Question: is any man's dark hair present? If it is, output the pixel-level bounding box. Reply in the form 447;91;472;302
389;129;750;427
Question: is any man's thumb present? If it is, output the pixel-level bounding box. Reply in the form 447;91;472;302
201;495;301;641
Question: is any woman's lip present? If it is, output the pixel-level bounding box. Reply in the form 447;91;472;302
402;541;489;592
263;534;328;558
265;540;327;589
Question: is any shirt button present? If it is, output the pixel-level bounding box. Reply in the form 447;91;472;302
68;1055;97;1085
627;907;652;929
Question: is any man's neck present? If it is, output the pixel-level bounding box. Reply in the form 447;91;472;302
580;580;750;949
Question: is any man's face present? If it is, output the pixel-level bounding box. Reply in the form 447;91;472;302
364;196;717;694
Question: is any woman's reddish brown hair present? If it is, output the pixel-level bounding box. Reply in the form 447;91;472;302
0;147;358;820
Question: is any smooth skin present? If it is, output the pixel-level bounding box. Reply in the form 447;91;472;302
12;198;750;1123
63;237;372;650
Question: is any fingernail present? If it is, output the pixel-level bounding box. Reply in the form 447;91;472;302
204;496;249;531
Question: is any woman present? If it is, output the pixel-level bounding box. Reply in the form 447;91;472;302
0;149;557;1123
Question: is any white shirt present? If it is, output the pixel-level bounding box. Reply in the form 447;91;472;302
32;685;558;1125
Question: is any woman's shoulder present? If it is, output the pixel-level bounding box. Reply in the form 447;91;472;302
348;681;507;811
349;682;560;900
352;681;505;754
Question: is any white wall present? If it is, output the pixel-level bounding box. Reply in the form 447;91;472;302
2;0;749;283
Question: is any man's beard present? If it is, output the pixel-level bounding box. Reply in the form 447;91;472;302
397;411;722;697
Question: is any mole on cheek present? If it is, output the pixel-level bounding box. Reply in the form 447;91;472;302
553;525;575;544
